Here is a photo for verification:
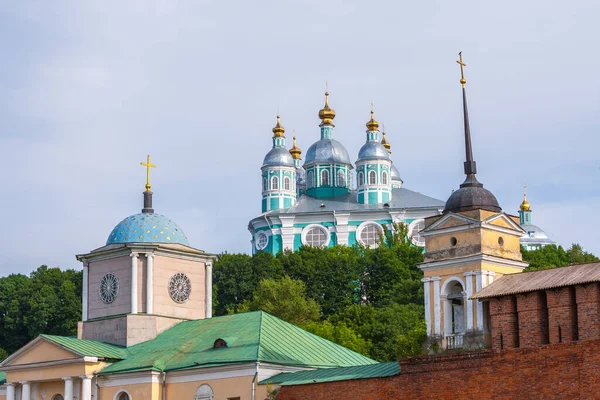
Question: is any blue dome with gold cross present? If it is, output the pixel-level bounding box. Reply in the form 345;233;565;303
106;213;189;246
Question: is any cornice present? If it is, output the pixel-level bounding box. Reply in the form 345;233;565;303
419;253;529;272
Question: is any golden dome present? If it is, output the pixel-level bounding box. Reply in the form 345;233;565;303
272;114;285;137
381;129;391;153
520;185;531;211
366;108;379;131
289;135;302;160
318;92;336;125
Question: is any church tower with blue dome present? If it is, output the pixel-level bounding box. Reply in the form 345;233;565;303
518;186;555;250
304;92;353;198
356;108;393;204
76;157;216;347
261;115;297;212
381;129;403;189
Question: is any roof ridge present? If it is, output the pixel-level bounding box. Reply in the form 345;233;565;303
257;311;264;361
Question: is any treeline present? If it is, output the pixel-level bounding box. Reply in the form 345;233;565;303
0;266;82;359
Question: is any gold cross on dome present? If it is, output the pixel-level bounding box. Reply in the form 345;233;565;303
457;52;467;87
140;155;156;192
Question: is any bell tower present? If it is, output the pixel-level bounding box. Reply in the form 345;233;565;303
419;54;527;350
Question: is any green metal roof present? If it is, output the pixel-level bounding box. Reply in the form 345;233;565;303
259;361;400;386
40;335;129;360
101;311;375;375
0;371;6;385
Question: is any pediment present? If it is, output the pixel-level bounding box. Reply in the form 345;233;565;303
423;213;476;233
483;213;525;233
1;337;79;367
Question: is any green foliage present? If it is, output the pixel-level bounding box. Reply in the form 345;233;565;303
240;276;320;326
330;303;426;361
523;243;599;272
303;320;372;356
0;266;82;355
0;347;8;361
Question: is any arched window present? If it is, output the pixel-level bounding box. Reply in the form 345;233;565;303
357;222;383;247
358;172;364;186
337;170;346;187
302;225;330;247
382;171;388;185
284;177;290;190
115;392;131;400
271;176;279;190
321;170;329;186
262;178;267;192
369;171;377;185
51;395;65;400
307;171;314;187
195;384;214;400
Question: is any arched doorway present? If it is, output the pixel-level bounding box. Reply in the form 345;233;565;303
442;278;466;349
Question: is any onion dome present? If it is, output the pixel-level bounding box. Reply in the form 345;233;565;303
381;130;391;153
272;115;285;137
107;213;189;246
520;186;531;211
391;164;402;182
357;142;390;160
289;136;302;160
263;147;295;167
366;109;379;131
318;92;336;126
305;139;352;165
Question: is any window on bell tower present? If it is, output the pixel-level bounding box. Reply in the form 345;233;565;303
382;171;388;185
337;170;346;187
369;171;376;185
358;172;364;186
321;170;329;186
271;176;279;190
284;177;290;190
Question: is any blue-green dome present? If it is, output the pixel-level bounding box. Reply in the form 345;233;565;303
107;213;190;246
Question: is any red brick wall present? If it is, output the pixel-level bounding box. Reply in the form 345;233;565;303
546;286;578;344
277;339;600;400
516;291;549;347
576;283;600;341
489;295;518;351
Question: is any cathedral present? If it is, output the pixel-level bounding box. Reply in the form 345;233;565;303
248;94;446;254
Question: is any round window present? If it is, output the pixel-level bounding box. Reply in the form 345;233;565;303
302;225;329;247
498;237;504;246
408;219;426;247
450;237;458;246
168;273;191;303
357;222;383;247
255;232;269;250
99;273;119;304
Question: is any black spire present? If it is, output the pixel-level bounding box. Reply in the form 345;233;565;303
140;155;156;213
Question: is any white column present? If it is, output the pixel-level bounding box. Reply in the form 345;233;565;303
475;271;485;331
82;262;89;321
464;272;474;331
130;252;139;314
432;277;441;336
6;383;15;400
421;278;432;336
63;377;73;400
80;375;92;400
146;253;154;314
20;382;30;400
205;261;213;318
279;216;296;251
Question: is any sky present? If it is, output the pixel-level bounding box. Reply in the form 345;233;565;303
1;1;599;276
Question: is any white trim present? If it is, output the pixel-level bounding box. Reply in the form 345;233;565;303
0;336;86;368
355;221;383;248
419;253;528;272
82;263;89;321
254;231;269;250
432;277;441;336
408;219;426;247
205;261;213;318
475;272;484;331
441;276;466;295
167;364;256;383
130;252;138;314
300;224;331;247
422;278;432;335
146;253;154;314
100;372;161;387
464;272;474;331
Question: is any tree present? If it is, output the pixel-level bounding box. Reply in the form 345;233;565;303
241;276;320;326
331;303;427;361
523;244;598;272
0;266;82;355
303;320;372;356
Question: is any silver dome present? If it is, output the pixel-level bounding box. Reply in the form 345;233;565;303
521;225;550;240
296;168;306;185
304;139;352;166
262;147;295;168
357;141;390;161
391;163;402;181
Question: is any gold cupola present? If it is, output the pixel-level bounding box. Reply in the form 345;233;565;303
318;92;336;126
381;128;391;153
366;107;379;131
289;135;302;160
272;114;285;137
520;185;531;211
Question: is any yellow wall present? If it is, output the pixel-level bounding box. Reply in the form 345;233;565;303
101;382;161;400
10;341;77;365
6;361;106;383
167;375;268;400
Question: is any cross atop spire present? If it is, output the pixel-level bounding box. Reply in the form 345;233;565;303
140;155;156;213
457;52;467;88
140;155;156;192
